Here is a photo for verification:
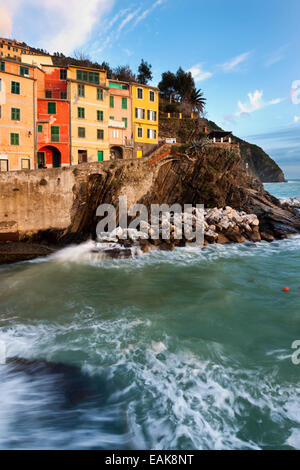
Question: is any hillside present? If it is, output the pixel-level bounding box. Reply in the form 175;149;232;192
159;117;285;183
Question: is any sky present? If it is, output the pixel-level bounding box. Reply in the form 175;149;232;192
1;0;300;178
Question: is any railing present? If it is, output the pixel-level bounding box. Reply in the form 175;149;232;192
160;112;203;120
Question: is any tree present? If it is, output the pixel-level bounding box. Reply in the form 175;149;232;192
175;67;195;102
73;49;91;62
190;88;206;114
113;65;136;82
137;59;152;84
158;71;177;102
100;61;113;79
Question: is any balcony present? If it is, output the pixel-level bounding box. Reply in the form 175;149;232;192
108;119;126;129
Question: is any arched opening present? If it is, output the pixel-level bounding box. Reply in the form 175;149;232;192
37;146;61;168
110;146;123;160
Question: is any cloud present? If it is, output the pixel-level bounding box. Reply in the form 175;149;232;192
221;51;251;72
188;64;213;82
265;45;287;67
0;5;12;36
294;116;300;123
236;90;284;116
223;114;236;125
133;0;165;27
0;0;116;55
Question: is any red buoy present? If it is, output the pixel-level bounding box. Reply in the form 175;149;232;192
283;287;290;292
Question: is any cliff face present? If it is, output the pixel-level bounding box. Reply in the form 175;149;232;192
159;118;286;183
206;120;286;183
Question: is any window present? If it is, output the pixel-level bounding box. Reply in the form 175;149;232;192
76;70;100;84
110;96;114;108
109;116;114;120
97;88;103;100
122;84;129;90
97;129;104;140
60;91;67;99
47;102;56;114
11;81;20;94
37;124;43;133
137;88;143;99
0;61;5;72
0;160;8;172
98;151;103;162
113;129;119;138
51;126;59;142
60;69;67;80
97;110;103;121
78;84;85;97
149;91;155;102
147;129;157;140
78;107;85;119
10;133;19;145
45;90;52;98
135;108;145;119
137;127;143;138
147;110;157;121
20;66;29;76
78;127;85;138
21;159;30;170
11;108;20;121
122;97;127;109
122;117;128;128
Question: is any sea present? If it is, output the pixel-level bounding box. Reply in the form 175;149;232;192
0;181;300;450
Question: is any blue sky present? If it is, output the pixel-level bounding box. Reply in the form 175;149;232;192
1;0;300;178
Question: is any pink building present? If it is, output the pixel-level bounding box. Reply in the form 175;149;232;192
108;80;133;159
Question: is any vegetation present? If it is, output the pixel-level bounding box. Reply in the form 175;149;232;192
137;59;153;84
158;67;206;115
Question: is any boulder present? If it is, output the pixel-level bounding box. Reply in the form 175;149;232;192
225;229;246;243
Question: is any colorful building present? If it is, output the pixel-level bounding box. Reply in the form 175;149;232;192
108;80;133;159
37;65;70;168
131;83;159;158
68;65;110;164
0;59;44;171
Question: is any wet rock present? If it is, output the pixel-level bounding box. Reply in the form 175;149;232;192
225;229;246;243
260;231;275;243
217;233;231;244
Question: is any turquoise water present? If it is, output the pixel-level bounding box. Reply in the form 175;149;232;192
0;182;299;450
264;180;300;200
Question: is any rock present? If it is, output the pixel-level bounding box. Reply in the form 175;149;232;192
260;231;275;243
246;227;261;242
225;229;246;243
217;233;231;244
205;229;218;243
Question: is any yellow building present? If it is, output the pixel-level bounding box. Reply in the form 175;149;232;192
0;59;44;171
67;65;110;164
0;38;48;62
131;83;159;158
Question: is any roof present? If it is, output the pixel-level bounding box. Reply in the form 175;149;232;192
208;131;232;138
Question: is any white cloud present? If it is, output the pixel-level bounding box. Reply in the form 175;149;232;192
294;116;300;123
188;64;213;82
133;0;165;27
221;51;251;72
0;0;116;55
0;5;12;37
236;90;283;116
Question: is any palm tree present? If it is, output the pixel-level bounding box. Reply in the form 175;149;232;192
189;88;206;114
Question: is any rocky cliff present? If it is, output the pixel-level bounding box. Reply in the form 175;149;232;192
159;117;285;183
0;144;298;264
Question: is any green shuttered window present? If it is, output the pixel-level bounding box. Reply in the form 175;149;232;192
10;133;19;145
47;102;56;114
51;126;59;142
11;108;20;121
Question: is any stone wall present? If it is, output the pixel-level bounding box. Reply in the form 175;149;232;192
0;158;155;241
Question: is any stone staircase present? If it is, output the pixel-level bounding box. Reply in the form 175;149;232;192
147;143;174;166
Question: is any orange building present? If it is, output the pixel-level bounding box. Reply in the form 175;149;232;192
0;58;44;171
108;80;133;159
37;66;70;167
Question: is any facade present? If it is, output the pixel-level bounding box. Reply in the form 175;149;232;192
37;66;70;168
108;80;133;159
131;83;159;158
68;65;110;164
0;59;42;171
0;39;160;171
